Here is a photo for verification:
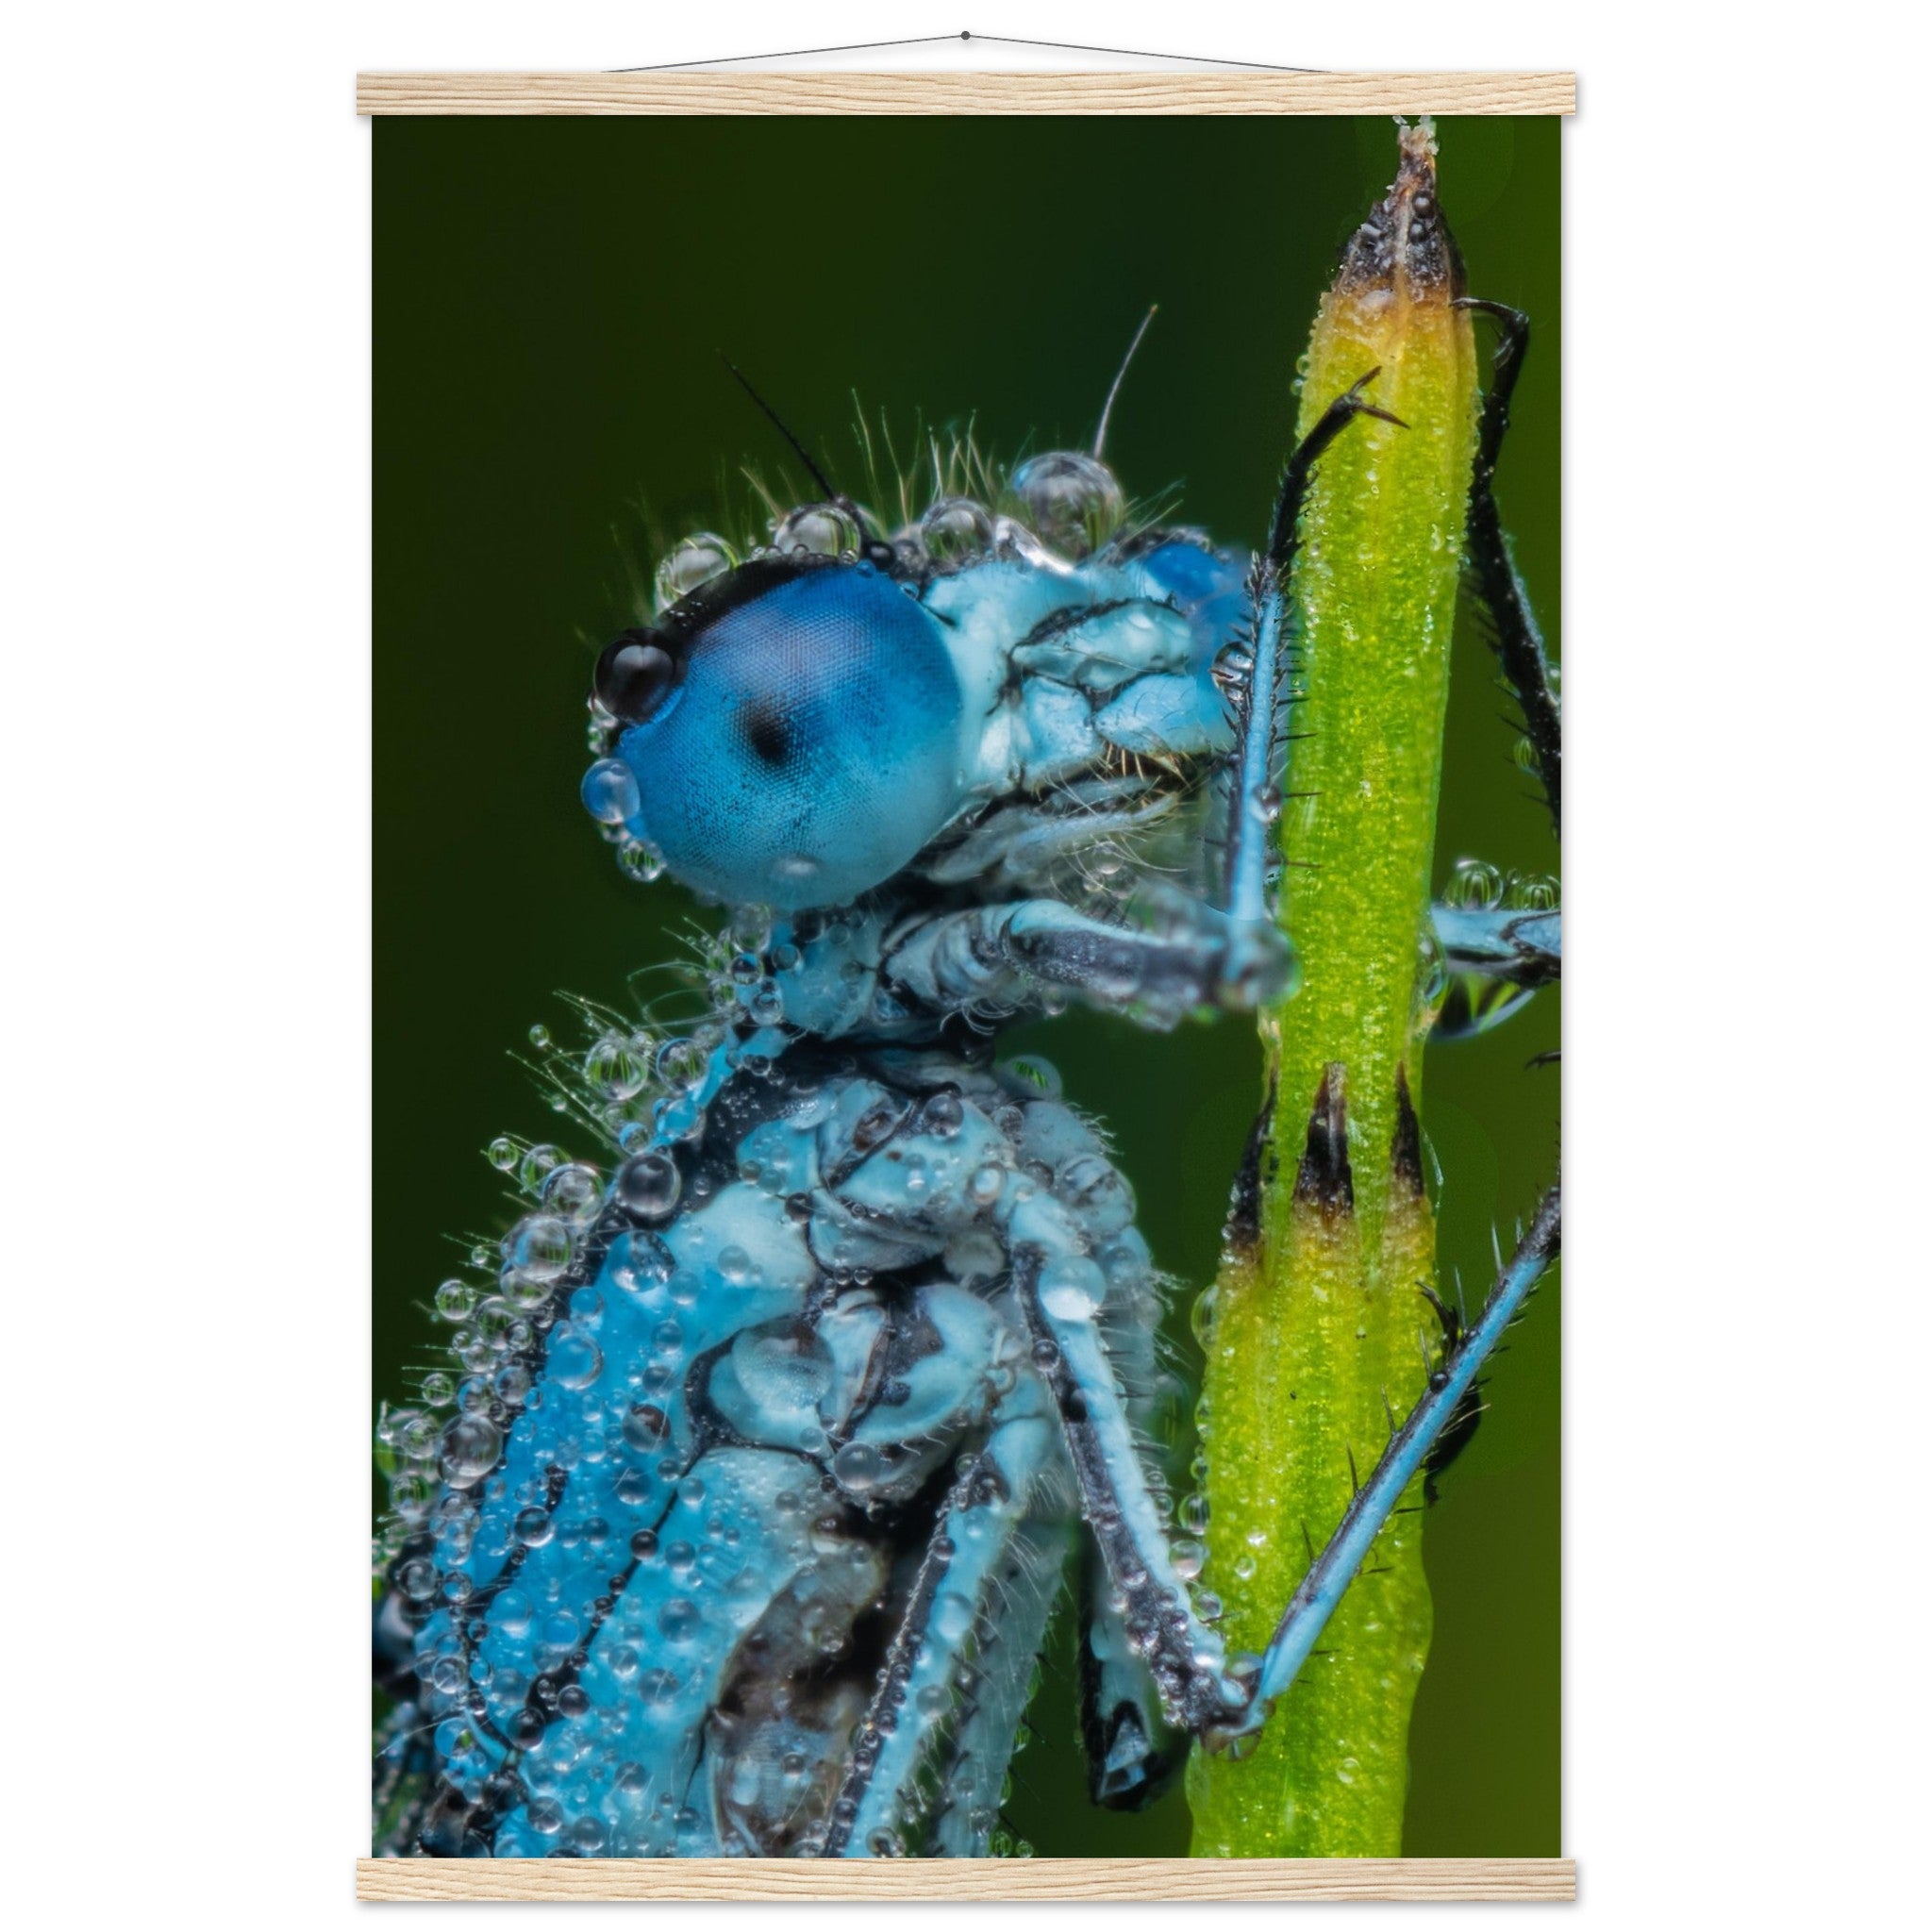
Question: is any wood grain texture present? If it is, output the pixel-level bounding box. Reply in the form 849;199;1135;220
355;1856;1575;1902
355;72;1576;118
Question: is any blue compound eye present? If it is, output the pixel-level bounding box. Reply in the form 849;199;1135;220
592;559;965;911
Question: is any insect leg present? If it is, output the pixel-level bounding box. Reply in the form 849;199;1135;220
1251;1181;1560;1709
372;1694;438;1857
1432;900;1560;1039
1003;1094;1191;1808
819;1393;1060;1857
1431;904;1560;988
1003;1205;1253;1740
1080;1539;1188;1808
1221;373;1405;932
1457;298;1561;838
371;1590;440;1855
882;895;1294;1026
926;1512;1075;1855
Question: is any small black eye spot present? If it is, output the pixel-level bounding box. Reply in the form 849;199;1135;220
741;700;794;767
595;629;678;724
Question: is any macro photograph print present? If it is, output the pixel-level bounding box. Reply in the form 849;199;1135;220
371;108;1561;1865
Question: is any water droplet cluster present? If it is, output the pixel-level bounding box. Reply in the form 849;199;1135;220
1441;857;1558;912
378;991;1229;1857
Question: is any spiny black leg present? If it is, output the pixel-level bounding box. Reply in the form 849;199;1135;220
1418;1285;1483;1504
1457;298;1561;839
1265;370;1407;570
1461;297;1531;474
1224;375;1407;924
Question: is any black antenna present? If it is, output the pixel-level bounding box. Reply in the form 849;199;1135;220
1092;305;1158;460
721;357;839;503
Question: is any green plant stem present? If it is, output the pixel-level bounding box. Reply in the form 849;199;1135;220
1188;124;1479;1857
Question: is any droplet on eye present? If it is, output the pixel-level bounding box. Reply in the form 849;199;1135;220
615;837;666;884
1008;451;1124;558
654;531;740;609
581;757;641;824
594;630;678;724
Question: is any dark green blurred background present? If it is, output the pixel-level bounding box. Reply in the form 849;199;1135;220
375;113;1560;1857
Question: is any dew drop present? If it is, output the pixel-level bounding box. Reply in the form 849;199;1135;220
1507;871;1559;912
999;1054;1063;1101
654;531;739;608
435;1278;477;1322
616;839;666;885
581;758;641;825
932;1592;975;1643
1441;858;1505;910
832;1441;884;1494
505;1214;574;1281
1039;1257;1104;1322
658;1597;701;1642
1008;451;1124;558
584;1033;651;1101
438;1413;503;1485
920;496;994;567
773;502;860;558
389;1470;436;1518
1190;1286;1219;1346
615;1149;682;1221
548;1323;604;1391
542;1162;603;1223
968;1164;1005;1206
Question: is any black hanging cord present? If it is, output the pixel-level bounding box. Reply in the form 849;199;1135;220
610;30;1322;75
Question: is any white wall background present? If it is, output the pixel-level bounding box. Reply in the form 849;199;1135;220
5;5;1923;1925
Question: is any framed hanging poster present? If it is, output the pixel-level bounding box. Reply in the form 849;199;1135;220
362;67;1571;1902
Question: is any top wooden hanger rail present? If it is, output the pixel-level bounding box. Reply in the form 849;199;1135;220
355;71;1576;117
